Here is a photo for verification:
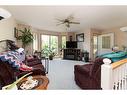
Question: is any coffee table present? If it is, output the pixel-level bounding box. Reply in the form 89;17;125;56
17;75;49;90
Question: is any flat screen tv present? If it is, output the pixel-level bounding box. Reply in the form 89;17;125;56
66;41;77;48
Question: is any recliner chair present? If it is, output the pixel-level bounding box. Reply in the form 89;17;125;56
74;57;104;89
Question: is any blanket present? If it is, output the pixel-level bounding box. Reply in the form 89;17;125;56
0;51;32;71
100;51;127;62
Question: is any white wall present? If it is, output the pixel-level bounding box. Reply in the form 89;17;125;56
0;17;16;41
76;29;91;53
102;27;127;50
76;28;101;59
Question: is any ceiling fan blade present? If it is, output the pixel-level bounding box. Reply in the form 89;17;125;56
56;22;65;26
67;14;74;21
55;18;65;22
70;22;80;24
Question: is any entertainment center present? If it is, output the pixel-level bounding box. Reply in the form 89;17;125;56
63;48;81;61
63;41;81;61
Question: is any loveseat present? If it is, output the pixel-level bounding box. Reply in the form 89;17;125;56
0;55;46;89
0;40;46;89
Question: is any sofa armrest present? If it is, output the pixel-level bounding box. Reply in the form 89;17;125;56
74;64;93;76
26;60;42;67
26;55;40;62
90;66;101;83
16;67;46;78
26;57;39;62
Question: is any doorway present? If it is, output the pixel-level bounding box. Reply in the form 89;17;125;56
97;33;114;56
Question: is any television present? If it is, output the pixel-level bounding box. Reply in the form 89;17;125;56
66;41;77;48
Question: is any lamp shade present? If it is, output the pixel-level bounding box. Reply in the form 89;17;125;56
0;8;11;20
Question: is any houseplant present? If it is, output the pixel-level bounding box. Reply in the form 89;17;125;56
48;50;56;60
41;45;57;60
16;28;33;50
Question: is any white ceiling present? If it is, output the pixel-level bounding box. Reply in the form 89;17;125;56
2;6;127;32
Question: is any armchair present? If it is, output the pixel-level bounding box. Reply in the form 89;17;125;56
74;57;104;89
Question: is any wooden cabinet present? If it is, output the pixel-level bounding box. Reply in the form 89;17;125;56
63;49;81;61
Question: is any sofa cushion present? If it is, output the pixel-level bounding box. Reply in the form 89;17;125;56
26;59;42;66
74;64;93;76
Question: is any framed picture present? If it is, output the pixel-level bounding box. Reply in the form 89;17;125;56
76;33;84;42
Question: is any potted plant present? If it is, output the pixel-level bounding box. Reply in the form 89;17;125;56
41;45;57;60
16;28;33;50
49;52;56;60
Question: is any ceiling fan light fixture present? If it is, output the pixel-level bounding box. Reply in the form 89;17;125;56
0;8;11;20
0;16;4;20
65;22;70;28
56;15;80;28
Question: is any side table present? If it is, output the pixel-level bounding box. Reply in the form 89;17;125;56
17;75;49;90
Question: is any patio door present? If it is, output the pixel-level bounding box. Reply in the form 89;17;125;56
41;35;58;57
97;33;114;56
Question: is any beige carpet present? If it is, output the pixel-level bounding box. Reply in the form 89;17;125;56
45;59;87;90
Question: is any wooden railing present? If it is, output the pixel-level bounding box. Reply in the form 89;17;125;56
101;58;127;90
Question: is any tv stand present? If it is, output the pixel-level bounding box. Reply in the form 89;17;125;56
63;48;81;61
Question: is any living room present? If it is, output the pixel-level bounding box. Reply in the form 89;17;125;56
1;5;127;92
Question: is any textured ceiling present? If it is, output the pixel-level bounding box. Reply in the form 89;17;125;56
1;6;127;32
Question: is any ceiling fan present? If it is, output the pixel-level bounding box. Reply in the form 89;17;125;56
56;14;80;28
0;8;11;20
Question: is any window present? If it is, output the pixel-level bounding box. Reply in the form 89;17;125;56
62;36;66;49
102;36;111;49
41;35;58;57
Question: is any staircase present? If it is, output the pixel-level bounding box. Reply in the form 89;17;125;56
101;58;127;90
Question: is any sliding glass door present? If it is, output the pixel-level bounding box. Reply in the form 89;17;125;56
41;35;58;57
62;36;66;49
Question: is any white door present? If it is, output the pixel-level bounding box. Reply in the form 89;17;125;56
97;33;114;56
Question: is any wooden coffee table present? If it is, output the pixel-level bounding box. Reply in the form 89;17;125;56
17;75;49;90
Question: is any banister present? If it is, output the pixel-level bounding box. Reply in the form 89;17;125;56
111;58;127;69
102;58;127;90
